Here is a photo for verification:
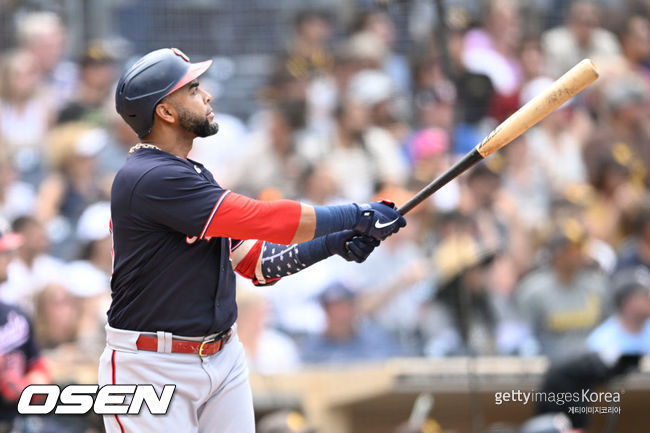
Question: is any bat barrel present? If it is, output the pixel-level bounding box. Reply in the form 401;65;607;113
476;58;598;158
397;59;599;216
397;149;484;215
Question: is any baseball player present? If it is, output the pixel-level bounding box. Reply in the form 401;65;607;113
100;47;406;433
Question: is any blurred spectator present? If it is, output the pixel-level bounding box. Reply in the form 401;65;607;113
616;14;650;83
0;216;63;316
516;220;610;358
96;114;139;177
281;9;334;80
413;83;457;144
420;231;501;357
542;0;621;78
229;100;314;199
518;413;574;433
0;49;54;185
586;76;650;189
236;289;301;375
405;128;460;211
33;283;79;350
300;281;403;364
15;11;77;108
322;97;406;201
0;148;36;222
298;164;343;206
617;199;650;270
57;41;118;126
0;229;51;433
521;78;590;193
65;202;112;358
36;123;108;256
257;409;315;433
350;9;412;94
462;0;523;119
582;154;644;247
500;137;550;231
347;68;410;142
587;266;650;358
353;189;432;354
459;164;515;254
442;10;495;154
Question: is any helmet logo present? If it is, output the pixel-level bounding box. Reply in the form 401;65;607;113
171;48;190;62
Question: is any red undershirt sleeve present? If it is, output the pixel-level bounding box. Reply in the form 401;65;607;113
202;192;302;244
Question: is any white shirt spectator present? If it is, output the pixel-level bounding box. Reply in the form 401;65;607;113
0;254;64;315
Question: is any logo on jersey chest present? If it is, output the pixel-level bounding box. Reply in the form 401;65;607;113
185;235;213;245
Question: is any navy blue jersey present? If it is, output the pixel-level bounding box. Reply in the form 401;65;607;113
108;148;237;336
0;303;39;421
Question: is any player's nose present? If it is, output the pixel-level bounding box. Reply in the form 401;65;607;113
200;88;212;104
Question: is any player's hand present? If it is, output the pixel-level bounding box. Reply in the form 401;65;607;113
326;230;380;263
355;200;406;241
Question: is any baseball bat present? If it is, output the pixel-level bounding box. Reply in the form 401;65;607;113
397;58;599;215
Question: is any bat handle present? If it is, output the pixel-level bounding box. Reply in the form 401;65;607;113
397;148;484;215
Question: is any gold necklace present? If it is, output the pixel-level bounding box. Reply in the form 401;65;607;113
128;143;162;154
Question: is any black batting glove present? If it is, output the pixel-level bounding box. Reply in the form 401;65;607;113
354;200;407;241
325;230;380;263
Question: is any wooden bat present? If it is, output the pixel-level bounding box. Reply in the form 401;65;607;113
397;59;599;215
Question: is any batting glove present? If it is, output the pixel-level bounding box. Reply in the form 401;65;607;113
326;230;380;263
355;200;407;241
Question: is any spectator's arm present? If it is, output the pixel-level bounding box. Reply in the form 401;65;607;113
358;259;429;317
0;353;50;402
34;174;66;224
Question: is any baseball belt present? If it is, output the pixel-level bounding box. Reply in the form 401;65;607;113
135;328;233;357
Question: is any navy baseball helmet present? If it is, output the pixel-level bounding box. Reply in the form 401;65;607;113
115;48;213;138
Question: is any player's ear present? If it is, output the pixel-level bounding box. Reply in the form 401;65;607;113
154;102;176;125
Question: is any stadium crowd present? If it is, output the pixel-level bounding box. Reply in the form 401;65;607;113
1;0;650;431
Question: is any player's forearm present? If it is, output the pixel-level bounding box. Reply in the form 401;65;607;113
232;237;334;286
203;192;361;244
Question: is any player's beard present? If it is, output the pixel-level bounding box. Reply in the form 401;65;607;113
177;106;219;137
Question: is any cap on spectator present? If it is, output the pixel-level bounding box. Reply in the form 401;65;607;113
545;218;587;253
347;69;394;106
318;281;356;305
611;266;650;310
0;230;23;253
446;6;472;33
75;128;108;157
48;123;107;170
519;413;572;433
604;77;648;111
257;410;315;433
409;128;450;161
80;40;118;67
77;202;111;242
434;233;495;286
344;31;387;64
